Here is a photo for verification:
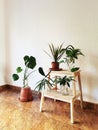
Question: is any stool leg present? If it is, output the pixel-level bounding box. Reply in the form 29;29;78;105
70;100;74;123
78;73;83;109
40;92;44;112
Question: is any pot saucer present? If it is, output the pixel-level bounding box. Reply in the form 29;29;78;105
49;68;62;71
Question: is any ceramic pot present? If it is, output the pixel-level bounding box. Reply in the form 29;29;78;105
19;87;33;102
51;62;59;70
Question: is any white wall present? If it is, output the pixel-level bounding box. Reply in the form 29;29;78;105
0;0;6;84
1;0;98;103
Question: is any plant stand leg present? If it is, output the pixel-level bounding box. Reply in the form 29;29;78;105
40;92;44;112
78;73;83;109
70;100;74;123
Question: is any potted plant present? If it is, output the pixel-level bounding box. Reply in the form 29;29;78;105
44;43;65;70
12;55;36;102
56;75;74;95
61;45;84;72
34;67;54;92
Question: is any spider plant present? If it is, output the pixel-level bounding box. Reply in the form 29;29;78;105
62;45;84;72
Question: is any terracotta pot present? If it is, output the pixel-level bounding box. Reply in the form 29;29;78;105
51;62;59;70
19;87;33;102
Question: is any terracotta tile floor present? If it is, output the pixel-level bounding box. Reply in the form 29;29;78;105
0;87;98;130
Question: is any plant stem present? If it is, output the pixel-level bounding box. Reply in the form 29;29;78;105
23;67;28;87
26;69;37;79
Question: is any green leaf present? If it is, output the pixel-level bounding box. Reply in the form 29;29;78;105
71;67;80;72
12;74;19;81
16;67;22;73
65;45;84;64
67;82;70;87
24;55;36;69
59;60;64;64
24;55;29;62
24;55;29;66
28;56;36;69
38;67;45;76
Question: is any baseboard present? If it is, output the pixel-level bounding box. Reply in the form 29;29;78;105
83;101;98;111
0;84;7;91
0;84;98;111
7;84;21;90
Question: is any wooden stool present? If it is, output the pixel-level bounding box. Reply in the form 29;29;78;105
40;70;83;123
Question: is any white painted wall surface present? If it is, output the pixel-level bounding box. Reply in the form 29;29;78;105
0;0;6;84
1;0;98;103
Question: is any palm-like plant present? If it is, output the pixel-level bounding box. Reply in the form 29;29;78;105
44;43;65;62
44;43;65;70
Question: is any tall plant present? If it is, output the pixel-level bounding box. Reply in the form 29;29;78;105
12;55;36;87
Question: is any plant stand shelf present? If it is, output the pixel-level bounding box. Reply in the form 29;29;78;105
40;70;83;123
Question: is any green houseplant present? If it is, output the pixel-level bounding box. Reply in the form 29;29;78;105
35;67;74;95
56;75;74;95
62;45;84;72
12;55;36;102
34;67;54;91
44;43;65;70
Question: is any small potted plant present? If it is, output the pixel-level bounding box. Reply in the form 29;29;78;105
44;43;65;70
56;75;74;95
12;55;36;102
61;45;84;72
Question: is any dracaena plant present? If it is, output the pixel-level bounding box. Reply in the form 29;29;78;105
44;43;65;62
12;55;36;87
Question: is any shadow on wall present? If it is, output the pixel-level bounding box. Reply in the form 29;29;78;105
81;52;98;102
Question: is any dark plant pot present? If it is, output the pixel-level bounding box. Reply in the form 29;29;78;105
51;62;59;70
19;87;33;102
